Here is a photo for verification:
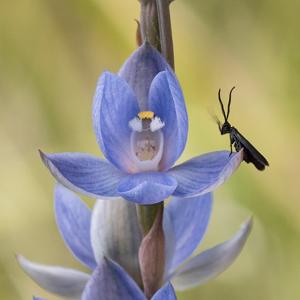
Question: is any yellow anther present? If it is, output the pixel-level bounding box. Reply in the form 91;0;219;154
138;111;154;120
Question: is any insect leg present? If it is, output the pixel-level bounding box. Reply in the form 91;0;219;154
230;141;233;155
218;121;222;132
229;134;235;156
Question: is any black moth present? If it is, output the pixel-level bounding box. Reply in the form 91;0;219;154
216;87;269;171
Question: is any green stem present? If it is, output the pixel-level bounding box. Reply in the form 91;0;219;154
136;202;164;235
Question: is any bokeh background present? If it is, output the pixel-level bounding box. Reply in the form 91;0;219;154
1;0;299;299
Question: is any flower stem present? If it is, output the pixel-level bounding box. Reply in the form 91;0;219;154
139;0;161;51
156;0;174;69
139;0;174;69
136;202;163;235
137;1;174;235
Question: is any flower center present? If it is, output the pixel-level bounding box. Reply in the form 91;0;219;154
129;111;164;171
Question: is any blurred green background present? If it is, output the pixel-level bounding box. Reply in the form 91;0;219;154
1;0;299;299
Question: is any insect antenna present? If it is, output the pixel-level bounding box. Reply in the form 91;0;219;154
218;89;227;121
226;86;236;120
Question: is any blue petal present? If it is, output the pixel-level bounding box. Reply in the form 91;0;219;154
163;210;176;281
93;71;140;172
164;194;212;278
152;282;177;300
119;42;170;110
17;255;89;298
33;297;47;300
149;70;188;170
171;218;253;290
40;151;124;198
117;172;177;204
81;258;145;300
54;184;97;270
168;150;243;198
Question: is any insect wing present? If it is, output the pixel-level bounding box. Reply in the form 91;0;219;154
232;128;269;170
211;114;222;132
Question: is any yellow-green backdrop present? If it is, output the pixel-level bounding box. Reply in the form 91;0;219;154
1;0;299;299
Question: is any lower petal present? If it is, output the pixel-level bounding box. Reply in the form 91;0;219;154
171;218;253;290
40;151;124;198
162;211;176;281
168;150;243;198
81;258;145;300
164;194;213;278
17;255;89;299
55;184;97;270
117;172;177;204
152;282;177;300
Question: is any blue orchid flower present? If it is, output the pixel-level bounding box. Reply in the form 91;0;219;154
19;185;252;299
39;43;243;204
